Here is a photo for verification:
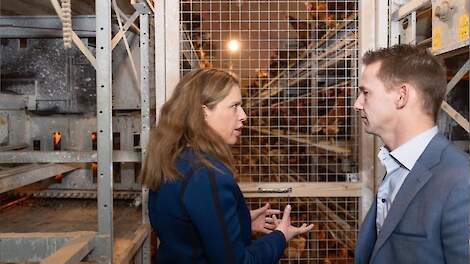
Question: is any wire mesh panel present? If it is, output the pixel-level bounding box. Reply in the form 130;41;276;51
179;1;360;262
246;197;358;263
180;0;359;184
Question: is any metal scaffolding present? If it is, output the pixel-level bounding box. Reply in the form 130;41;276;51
391;0;469;152
0;0;155;263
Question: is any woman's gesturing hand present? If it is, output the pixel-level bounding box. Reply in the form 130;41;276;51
274;204;314;242
250;203;281;234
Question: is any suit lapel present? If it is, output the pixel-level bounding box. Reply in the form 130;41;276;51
368;134;448;263
355;200;377;264
369;163;431;262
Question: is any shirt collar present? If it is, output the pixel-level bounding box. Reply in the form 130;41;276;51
389;126;438;170
377;146;401;175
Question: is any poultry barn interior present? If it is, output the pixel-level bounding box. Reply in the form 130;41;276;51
0;0;468;263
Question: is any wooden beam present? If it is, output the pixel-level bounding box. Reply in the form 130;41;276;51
446;59;470;95
240;182;361;198
391;0;431;21
111;11;140;50
71;32;97;69
41;233;95;264
49;0;96;68
114;4;140;33
112;0;139;87
441;101;470;133
145;0;155;13
114;224;150;264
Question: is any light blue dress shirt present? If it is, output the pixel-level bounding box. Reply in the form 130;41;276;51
376;126;438;234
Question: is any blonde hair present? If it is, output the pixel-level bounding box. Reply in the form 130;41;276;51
140;68;240;189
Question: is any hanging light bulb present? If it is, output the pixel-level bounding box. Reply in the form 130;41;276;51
228;39;240;53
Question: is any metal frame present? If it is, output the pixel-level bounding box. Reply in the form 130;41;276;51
391;0;470;136
0;0;155;263
391;0;431;21
94;0;114;262
139;7;152;264
390;0;404;45
16;189;140;199
41;233;96;264
0;151;140;163
0;163;83;193
0;232;96;263
0;94;32;110
431;0;469;55
0;16;96;38
400;11;418;44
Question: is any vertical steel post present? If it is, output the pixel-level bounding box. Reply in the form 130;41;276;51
139;11;151;264
95;0;113;262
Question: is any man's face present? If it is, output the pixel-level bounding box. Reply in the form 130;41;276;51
354;61;398;137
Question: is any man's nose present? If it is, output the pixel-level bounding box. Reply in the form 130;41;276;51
353;95;363;111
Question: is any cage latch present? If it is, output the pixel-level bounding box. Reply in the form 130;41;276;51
256;187;292;193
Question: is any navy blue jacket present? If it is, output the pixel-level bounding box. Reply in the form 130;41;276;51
148;149;286;264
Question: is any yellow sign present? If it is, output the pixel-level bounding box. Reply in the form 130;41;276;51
432;27;442;50
458;15;469;42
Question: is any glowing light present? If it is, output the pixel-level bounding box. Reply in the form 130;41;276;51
228;39;240;52
53;132;61;145
53;131;61;151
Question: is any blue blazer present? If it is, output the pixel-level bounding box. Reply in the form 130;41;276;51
355;134;469;264
148;149;286;264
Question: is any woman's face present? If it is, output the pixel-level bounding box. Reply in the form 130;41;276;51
204;85;247;145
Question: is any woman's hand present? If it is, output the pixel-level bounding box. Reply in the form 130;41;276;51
250;203;281;234
274;204;314;242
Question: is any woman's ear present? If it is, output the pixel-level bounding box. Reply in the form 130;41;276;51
202;105;208;120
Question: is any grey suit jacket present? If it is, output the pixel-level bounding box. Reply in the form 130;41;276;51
355;134;469;264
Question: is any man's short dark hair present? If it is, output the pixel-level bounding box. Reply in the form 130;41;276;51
362;44;447;121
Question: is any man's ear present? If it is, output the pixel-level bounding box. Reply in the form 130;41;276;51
395;83;409;109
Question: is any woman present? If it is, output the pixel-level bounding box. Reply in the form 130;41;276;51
141;68;313;263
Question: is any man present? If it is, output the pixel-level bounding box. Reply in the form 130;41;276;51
354;44;469;264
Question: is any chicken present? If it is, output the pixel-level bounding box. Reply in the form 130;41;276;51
284;236;307;259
